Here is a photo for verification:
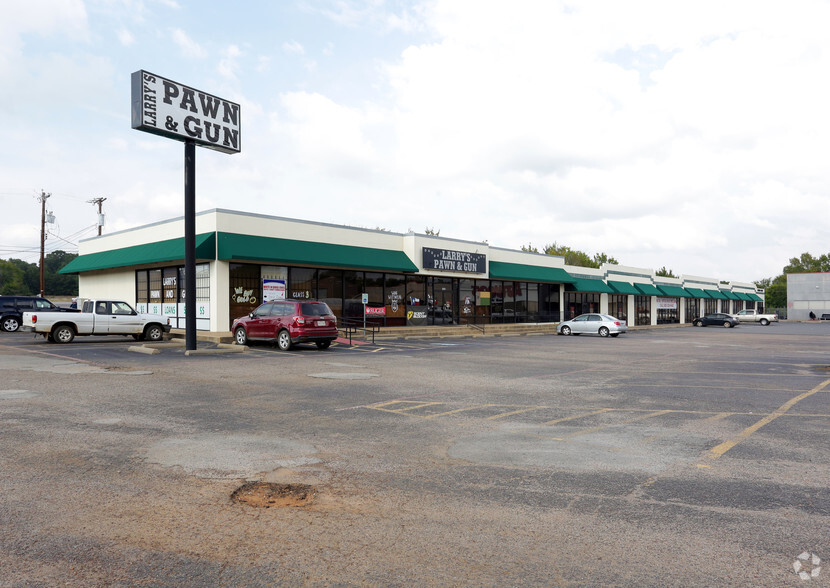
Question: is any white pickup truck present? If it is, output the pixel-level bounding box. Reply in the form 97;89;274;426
22;299;171;343
734;309;778;326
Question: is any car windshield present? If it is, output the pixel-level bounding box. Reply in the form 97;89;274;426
301;302;333;316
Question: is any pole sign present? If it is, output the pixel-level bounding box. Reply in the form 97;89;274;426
131;70;241;154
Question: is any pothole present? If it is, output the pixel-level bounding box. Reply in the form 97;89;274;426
231;481;316;508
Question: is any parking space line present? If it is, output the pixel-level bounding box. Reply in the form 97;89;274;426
543;408;615;426
702;378;830;462
368;400;445;414
487;406;548;420
423;404;498;419
555;409;675;440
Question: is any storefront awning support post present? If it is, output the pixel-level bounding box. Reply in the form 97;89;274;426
184;140;197;351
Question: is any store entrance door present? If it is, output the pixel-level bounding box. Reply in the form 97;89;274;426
428;277;457;325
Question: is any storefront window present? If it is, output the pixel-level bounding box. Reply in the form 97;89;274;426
656;297;679;324
149;269;162;304
289;267;317;300
491;281;504;323
609;294;627;322
385;274;406;326
634;295;651;326
474;280;491;324
526;283;538;322
459;279;475;325
229;263;261;329
685;297;700;322
406;275;427;326
343;271;364;322
705;298;717;314
136;271;148;303
318;270;343;319
162;267;178;305
565;292;599;320
539;284;560;322
503;281;516;322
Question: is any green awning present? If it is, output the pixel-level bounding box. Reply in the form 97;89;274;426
217;232;418;273
705;289;728;300
633;283;662;296
488;261;574;284
656;285;691;298
607;280;640;295
734;292;753;301
565;278;615;293
684;287;711;299
721;290;740;300
749;293;763;302
59;232;217;274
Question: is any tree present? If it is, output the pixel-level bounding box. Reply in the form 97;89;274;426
655;266;677;278
783;252;830;274
520;243;539;253
593;252;619;266
424;227;440;236
0;260;27;295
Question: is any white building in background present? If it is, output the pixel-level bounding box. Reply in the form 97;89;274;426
787;273;830;320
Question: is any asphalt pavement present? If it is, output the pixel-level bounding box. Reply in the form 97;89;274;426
1;322;829;586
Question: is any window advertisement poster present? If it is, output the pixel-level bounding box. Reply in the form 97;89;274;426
386;289;405;318
406;306;428;326
263;279;286;302
656;297;678;310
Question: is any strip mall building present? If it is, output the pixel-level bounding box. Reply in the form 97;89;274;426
60;209;765;332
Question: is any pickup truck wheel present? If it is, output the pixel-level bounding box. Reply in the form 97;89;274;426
760;318;769;326
234;327;248;346
723;321;733;328
2;316;20;332
144;325;164;342
277;329;292;351
53;325;75;344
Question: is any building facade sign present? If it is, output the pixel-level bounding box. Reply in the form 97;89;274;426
422;247;485;273
131;70;241;154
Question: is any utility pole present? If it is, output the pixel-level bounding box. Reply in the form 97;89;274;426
38;191;50;297
87;197;106;236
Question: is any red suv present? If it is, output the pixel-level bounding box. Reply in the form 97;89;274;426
232;300;338;350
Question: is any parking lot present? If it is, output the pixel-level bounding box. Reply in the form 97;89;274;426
1;322;829;586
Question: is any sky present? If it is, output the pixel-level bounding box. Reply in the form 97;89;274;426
2;0;829;284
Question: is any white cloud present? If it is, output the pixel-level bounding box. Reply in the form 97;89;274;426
171;28;207;58
117;27;134;46
282;40;305;55
217;44;243;79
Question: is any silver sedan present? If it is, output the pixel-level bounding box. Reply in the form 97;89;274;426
558;313;628;337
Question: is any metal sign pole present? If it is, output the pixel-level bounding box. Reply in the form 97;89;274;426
184;141;197;351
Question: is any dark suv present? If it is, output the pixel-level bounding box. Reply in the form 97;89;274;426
232;299;338;350
0;296;79;332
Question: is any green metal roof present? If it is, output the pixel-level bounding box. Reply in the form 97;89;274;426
684;287;711;298
488;261;574;284
633;282;662;296
656;284;691;298
607;280;640;295
704;289;728;300
216;232;418;273
565;278;615;293
59;232;217;274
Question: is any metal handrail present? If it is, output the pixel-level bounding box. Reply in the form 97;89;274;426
339;319;378;345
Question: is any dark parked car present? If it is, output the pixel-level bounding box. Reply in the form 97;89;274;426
821;314;830;321
692;313;739;328
232;299;338;350
0;295;79;332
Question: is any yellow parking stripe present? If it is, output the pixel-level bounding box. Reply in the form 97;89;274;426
543;408;615;426
487;406;548;420
423;404;497;419
703;378;830;461
555;409;675;440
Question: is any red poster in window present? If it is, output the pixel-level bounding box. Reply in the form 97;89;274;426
365;306;386;315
